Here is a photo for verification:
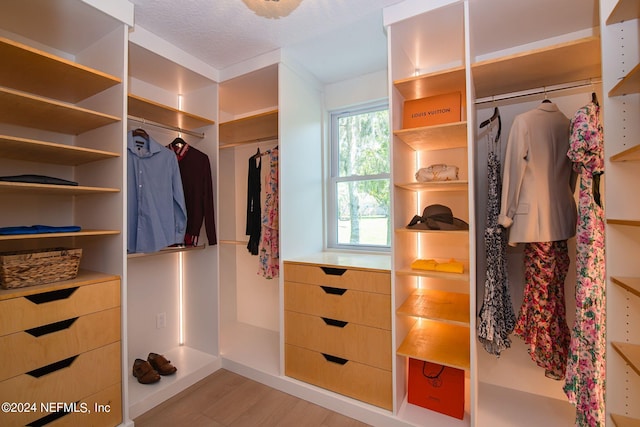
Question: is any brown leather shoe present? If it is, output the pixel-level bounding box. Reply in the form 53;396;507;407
132;358;160;384
148;352;177;376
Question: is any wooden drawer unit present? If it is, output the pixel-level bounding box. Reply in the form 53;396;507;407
284;281;391;330
0;271;122;426
0;307;121;382
283;262;390;294
284;260;392;410
285;311;391;370
0;342;121;426
285;344;392;410
0;272;120;336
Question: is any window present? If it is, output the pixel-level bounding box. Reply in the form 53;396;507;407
328;102;390;250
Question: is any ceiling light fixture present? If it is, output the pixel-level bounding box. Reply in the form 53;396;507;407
242;0;303;19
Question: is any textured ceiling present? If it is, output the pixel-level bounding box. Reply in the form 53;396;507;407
129;0;403;83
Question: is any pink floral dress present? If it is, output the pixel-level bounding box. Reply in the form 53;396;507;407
564;101;606;427
258;147;279;279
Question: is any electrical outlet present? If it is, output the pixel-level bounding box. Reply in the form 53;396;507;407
156;312;166;329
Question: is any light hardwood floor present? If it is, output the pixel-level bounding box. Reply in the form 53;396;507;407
133;369;372;427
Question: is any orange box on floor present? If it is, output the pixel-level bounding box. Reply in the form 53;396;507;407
403;92;461;129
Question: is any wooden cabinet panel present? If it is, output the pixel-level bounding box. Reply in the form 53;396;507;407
284;281;391;330
0;307;120;382
284;263;390;295
285;344;392;410
285;310;391;371
0;342;120;426
45;382;122;427
0;278;120;336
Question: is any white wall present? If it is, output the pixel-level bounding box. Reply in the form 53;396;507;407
324;68;388;112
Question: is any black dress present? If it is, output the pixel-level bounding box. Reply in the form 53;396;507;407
246;152;261;255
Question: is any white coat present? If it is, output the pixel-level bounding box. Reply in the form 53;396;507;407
498;102;577;245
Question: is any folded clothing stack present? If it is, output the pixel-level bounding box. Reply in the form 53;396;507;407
410;258;464;274
0;225;82;235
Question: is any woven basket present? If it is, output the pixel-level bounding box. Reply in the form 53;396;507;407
0;247;82;289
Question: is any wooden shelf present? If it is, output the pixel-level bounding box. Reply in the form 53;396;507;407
396;264;470;282
397;319;470;370
396;228;469;236
612;414;640;427
219;240;250;245
0;87;120;135
0;269;119;301
612;277;640;298
609;62;640;97
0;135;119;165
612;342;640;377
219;110;279;148
393;121;467;151
606;0;640;24
0;181;119;195
0;229;120;241
607;219;640;227
611;144;640;162
472;36;601;99
395;180;468;192
393;66;466;101
0;36;121;103
128;94;215;131
397;288;470;326
128;244;206;258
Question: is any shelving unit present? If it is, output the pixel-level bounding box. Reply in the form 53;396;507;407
0;1;129;425
386;2;473;424
126;36;219;419
602;0;640;424
218;65;281;377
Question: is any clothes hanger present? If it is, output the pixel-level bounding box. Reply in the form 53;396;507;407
132;128;148;146
479;107;501;143
132;128;148;138
541;87;552;103
171;137;187;148
592;92;599;107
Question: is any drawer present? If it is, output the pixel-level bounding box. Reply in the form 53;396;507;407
284;281;391;330
285;310;391;370
0;342;120;426
285;344;392;410
284;262;390;295
0;307;120;382
41;382;122;427
0;279;120;336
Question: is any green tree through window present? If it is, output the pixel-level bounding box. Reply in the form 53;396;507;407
330;103;390;249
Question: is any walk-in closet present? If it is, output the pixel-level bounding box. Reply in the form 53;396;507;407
0;0;638;426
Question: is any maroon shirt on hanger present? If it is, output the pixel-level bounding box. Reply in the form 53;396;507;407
168;140;217;246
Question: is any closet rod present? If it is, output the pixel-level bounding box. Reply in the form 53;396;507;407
475;78;602;105
128;115;205;139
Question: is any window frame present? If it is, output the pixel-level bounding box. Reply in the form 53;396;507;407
327;101;391;252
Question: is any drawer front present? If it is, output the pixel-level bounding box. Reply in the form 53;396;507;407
45;382;122;427
284;263;390;295
0;279;120;336
285;344;392;410
284;281;391;330
0;307;121;382
0;342;120;426
285;310;391;370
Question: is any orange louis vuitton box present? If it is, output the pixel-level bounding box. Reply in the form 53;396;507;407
407;358;465;420
403;92;461;129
